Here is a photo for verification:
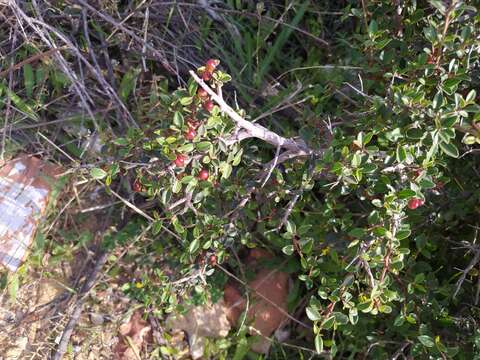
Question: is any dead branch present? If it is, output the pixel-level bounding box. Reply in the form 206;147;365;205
189;70;315;157
50;250;109;360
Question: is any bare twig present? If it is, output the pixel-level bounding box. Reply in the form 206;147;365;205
260;144;281;188
81;9;137;129
76;0;177;74
51;250;109;360
390;341;412;360
435;0;459;69
453;245;480;298
51;222;152;360
0;46;66;79
265;192;301;234
189;70;313;156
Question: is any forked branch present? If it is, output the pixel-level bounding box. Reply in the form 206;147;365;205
189;70;315;158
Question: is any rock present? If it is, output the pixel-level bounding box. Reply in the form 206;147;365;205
224;249;290;354
36;278;64;306
114;310;152;360
166;299;232;359
165;249;290;357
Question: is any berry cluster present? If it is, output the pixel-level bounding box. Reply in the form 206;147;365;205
132;59;226;193
198;59;219;113
408;197;424;210
172;59;222;182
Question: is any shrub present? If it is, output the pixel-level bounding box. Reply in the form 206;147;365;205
2;0;480;358
97;2;480;357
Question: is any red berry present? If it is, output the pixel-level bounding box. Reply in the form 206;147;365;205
206;59;220;72
197;88;208;98
408;198;424;210
209;254;217;266
185;128;196;141
198;169;209;181
203;100;214;112
174;154;186;167
202;71;212;81
133;179;142;192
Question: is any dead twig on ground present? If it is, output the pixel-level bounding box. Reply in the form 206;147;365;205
50;249;109;360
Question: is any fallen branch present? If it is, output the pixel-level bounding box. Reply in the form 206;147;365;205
51;250;109;360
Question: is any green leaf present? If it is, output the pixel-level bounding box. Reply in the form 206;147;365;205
306;306;322;321
396;229;411;240
349;308;358;325
358;300;373;313
180;175;194;184
418;335;435;348
152;220;163;235
24;64;34;98
90;168;107;180
333;312;349;325
368;20;378;35
219;162;232;179
0;83;38;121
443;78;462;95
8;273;19;301
419;178;436;189
189;238;200;254
232;148;243;166
113;138;129;146
178;143;195;153
285;220;296;234
351;153;362;167
348;228;365;238
406;128;424;139
432;91;443;109
396;146;407;163
173;111;184;128
394;314;405;326
439;141;459;158
282;245;294;256
321;316;335;329
315;334;323;354
119;68;139;101
172;179;182;193
196;141;212;152
232;337;249;360
398;189;416;199
179;96;193;106
429;0;447;14
466;89;477;103
424;27;437;43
